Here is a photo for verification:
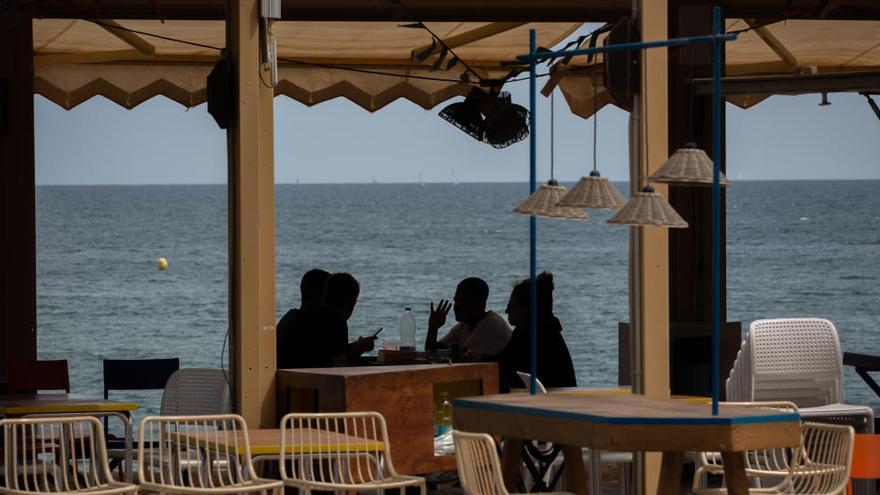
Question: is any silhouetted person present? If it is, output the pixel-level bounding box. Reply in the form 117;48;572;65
324;272;375;365
276;268;331;369
500;272;576;392
425;277;511;361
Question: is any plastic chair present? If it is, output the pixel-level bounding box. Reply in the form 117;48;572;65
515;372;632;495
0;415;138;494
7;360;69;394
160;369;232;415
726;319;874;433
279;411;426;494
453;430;573;495
692;401;800;489
137;414;281;494
846;434;880;495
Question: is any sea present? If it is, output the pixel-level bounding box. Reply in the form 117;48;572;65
35;180;880;421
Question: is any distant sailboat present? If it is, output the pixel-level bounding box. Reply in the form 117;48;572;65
372;176;378;185
452;170;458;187
419;171;425;186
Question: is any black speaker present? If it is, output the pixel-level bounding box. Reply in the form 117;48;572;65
604;17;637;112
207;58;234;129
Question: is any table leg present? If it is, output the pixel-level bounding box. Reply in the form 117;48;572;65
658;451;684;495
563;445;588;495
720;451;749;495
501;438;524;493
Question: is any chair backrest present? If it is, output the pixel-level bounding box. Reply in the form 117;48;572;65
789;422;854;495
160;368;231;415
7;359;69;393
747;318;843;406
1;416;116;492
103;358;179;399
453;430;510;495
138;413;259;491
279;411;398;488
516;372;548;394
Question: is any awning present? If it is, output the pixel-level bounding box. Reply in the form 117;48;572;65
33;20;580;110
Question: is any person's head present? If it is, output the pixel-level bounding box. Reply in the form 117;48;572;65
300;268;330;308
325;272;360;320
506;272;554;327
453;277;489;324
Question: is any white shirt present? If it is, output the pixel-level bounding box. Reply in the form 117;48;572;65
439;311;512;356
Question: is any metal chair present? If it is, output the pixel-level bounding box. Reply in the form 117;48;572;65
160;369;231;415
279;411;426;495
0;416;137;494
7;360;69;394
692;422;854;495
102;358;179;480
137;413;281;494
692;401;800;489
453;430;573;495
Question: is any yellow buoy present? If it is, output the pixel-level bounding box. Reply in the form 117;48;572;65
156;257;169;271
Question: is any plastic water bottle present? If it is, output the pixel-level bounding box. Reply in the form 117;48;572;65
399;307;416;351
433;392;453;436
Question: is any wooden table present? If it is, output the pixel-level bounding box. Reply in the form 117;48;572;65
171;428;384;456
453;393;801;495
277;363;498;474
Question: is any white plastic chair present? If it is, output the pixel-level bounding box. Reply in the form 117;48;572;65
726;318;873;433
1;416;137;494
137;414;281;494
515;372;633;495
279;411;426;495
692;401;800;489
453;430;574;495
160;369;232;415
692;422;854;495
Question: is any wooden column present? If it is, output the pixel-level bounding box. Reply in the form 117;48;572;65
667;2;727;323
228;0;276;427
0;13;37;389
633;0;670;493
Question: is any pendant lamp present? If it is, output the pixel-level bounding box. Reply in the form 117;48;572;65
556;71;625;209
649;47;730;188
514;92;588;220
607;185;688;228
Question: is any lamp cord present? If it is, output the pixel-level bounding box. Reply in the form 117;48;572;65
551;91;555;181
642;48;649;189
688;44;696;143
592;70;598;172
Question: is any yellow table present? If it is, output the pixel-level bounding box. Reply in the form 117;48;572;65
0;394;139;482
453;393;801;495
0;394;138;416
171;428;384;456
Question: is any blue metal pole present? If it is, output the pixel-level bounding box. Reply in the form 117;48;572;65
529;29;538;396
711;6;722;416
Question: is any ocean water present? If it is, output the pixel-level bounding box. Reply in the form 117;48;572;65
36;181;880;419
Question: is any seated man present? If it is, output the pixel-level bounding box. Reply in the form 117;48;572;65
425;277;512;361
276;270;375;368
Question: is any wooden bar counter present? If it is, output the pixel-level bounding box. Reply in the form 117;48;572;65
277;363;498;475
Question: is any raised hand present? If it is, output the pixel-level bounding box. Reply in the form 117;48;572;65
428;299;452;331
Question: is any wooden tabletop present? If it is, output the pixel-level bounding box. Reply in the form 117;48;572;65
171;428;384;456
0;394;138;415
453;393;801;452
277;363;490;377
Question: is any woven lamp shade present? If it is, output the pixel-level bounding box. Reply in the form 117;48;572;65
556;170;625;209
607;185;688;228
514;180;589;220
649;143;731;187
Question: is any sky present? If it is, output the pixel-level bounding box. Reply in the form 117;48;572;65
34;77;880;185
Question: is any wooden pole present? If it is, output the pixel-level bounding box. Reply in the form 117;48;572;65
634;0;670;492
0;12;37;389
228;0;276;427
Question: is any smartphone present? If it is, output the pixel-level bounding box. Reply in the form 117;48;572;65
371;327;384;338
